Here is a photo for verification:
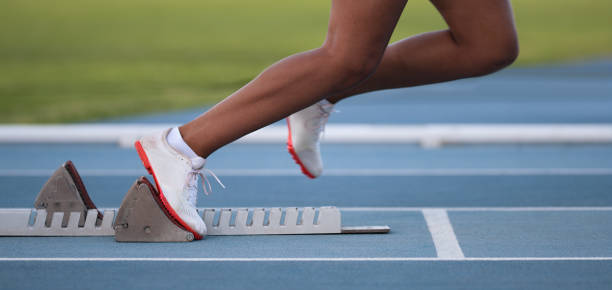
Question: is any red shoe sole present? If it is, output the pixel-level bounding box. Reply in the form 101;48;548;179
286;118;316;179
134;140;203;240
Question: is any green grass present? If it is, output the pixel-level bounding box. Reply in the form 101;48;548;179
1;0;610;123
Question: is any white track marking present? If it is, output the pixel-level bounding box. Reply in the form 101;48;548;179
4;207;612;212
1;124;612;146
0;169;146;176
422;209;465;259
322;168;612;176
340;207;612;212
1;168;611;177
0;257;611;262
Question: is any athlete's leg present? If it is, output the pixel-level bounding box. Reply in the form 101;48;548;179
327;0;518;103
179;0;407;158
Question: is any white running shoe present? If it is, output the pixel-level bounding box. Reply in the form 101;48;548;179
286;100;334;178
135;129;222;240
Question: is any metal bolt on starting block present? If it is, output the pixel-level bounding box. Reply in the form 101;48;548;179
0;161;390;242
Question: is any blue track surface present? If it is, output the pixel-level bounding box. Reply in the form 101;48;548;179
107;59;612;125
1;60;611;289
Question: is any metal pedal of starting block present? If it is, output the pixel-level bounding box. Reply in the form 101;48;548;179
0;161;113;236
0;161;390;242
114;177;196;242
34;160;103;227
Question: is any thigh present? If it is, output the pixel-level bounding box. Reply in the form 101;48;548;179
430;0;518;47
324;0;407;61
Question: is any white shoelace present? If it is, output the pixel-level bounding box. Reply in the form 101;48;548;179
307;102;336;137
186;167;225;206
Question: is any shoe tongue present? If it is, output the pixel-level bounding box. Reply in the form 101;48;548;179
318;100;334;113
190;157;206;169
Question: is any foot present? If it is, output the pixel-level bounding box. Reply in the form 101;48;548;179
134;129;209;239
286;100;334;178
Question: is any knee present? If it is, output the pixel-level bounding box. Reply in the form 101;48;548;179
463;37;519;77
317;44;382;91
337;53;380;84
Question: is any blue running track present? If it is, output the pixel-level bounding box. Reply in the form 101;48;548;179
1;60;611;289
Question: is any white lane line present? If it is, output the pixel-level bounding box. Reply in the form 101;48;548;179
340;207;612;212
4;207;612;213
1;168;611;177
1;257;611;262
2;123;612;145
422;209;465;259
0;169;145;176
323;168;612;176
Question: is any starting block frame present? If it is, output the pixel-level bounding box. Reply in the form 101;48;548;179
0;161;390;242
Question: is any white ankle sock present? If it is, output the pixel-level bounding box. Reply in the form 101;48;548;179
166;127;201;160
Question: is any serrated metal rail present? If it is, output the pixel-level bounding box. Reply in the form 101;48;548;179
0;209;114;236
201;207;341;235
0;206;387;237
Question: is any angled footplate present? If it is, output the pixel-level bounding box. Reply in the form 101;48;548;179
34;160;103;227
0;161;390;242
114;177;195;242
0;161;114;236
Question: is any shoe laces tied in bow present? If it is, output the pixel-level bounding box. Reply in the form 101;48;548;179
185;165;225;207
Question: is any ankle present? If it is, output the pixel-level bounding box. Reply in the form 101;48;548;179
325;96;340;104
326;91;349;104
166;127;202;161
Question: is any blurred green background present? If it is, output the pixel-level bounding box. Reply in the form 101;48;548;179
1;0;610;123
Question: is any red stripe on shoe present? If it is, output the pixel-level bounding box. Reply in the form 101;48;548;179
134;140;203;240
286;118;316;179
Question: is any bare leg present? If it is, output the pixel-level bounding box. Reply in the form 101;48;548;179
327;0;519;103
180;0;407;157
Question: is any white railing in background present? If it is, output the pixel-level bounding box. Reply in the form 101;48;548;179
1;123;612;148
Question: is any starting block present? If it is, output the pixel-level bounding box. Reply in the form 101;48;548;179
0;161;390;242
